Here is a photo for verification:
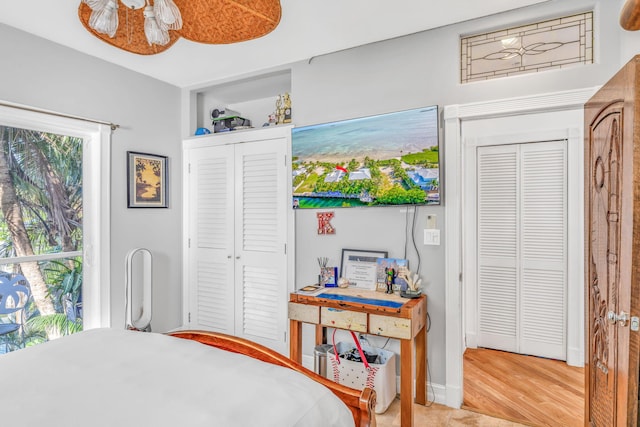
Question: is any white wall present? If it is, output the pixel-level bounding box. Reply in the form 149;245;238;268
0;24;183;333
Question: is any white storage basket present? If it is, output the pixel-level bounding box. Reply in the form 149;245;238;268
327;334;396;414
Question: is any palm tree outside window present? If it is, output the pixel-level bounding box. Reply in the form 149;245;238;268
0;126;83;352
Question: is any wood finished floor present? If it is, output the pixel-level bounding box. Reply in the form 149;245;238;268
462;347;584;427
376;398;529;426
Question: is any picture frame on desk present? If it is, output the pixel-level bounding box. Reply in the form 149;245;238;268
340;249;388;290
320;266;338;287
376;257;408;293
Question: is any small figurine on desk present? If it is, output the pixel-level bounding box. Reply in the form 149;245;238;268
398;270;423;298
384;267;397;294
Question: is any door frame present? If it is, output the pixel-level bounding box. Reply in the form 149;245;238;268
442;87;599;407
470;138;568;367
465;123;574;361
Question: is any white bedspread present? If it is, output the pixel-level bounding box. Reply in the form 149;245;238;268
0;328;354;427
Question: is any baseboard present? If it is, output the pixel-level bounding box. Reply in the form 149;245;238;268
465;332;477;349
566;346;584;367
302;354;314;371
422;380;447;405
391;376;446;405
445;383;463;408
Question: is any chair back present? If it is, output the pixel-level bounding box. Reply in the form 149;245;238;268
0;273;31;316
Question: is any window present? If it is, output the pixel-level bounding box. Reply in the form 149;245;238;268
0;103;110;352
461;12;594;83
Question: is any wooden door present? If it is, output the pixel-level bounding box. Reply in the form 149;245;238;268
584;55;640;427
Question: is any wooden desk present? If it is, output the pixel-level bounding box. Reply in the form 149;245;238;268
289;288;427;427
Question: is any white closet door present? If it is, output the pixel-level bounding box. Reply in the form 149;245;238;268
187;145;236;334
477;141;567;360
520;141;566;360
234;137;288;355
477;145;519;352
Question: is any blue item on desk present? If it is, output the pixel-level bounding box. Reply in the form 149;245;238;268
317;293;404;309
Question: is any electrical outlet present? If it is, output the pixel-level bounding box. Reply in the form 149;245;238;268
426;214;437;229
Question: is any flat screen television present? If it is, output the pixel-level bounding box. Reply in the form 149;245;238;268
291;105;440;209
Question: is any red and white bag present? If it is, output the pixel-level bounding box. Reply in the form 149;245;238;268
327;330;396;414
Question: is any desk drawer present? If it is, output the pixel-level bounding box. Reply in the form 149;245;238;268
369;314;411;339
320;307;367;332
288;302;319;324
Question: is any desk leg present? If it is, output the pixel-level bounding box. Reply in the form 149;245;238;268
290;319;302;364
315;324;324;346
415;325;427;405
400;338;414;427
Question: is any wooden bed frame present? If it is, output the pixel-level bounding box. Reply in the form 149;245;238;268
168;330;376;427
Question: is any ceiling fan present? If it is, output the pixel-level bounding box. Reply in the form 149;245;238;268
78;0;282;55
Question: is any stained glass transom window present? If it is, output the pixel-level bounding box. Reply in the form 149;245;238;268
460;12;593;84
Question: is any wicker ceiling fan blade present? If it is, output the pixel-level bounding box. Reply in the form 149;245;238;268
621;0;640;31
176;0;282;44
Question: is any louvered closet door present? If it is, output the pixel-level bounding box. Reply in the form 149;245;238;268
187;145;235;334
234;138;288;355
477;141;567;360
477;145;519;353
519;142;567;360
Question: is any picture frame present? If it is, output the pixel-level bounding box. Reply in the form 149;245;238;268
127;151;168;208
320;266;338;287
340;248;388;290
376;258;409;293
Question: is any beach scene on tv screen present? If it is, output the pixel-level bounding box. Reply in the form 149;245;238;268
292;106;439;208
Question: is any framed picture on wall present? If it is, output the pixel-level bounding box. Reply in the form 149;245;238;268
127;151;168;208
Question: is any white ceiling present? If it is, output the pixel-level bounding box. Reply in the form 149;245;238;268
0;0;550;88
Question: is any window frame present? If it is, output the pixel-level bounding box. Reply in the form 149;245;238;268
0;102;111;329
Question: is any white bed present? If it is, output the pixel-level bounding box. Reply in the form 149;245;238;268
0;328;369;426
